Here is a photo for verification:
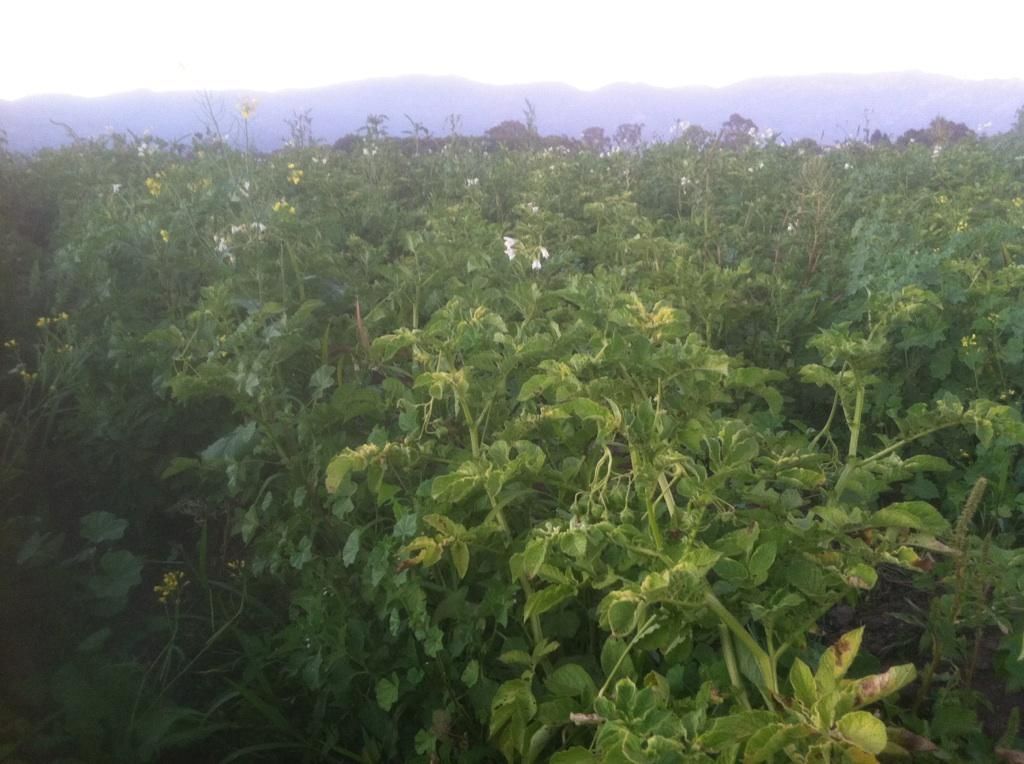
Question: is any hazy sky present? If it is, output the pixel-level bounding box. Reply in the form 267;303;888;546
6;1;1023;99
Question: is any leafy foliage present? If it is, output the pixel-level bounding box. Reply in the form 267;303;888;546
3;114;1024;761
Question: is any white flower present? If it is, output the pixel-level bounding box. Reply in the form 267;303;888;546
503;236;518;260
531;258;542;271
844;162;852;170
787;223;795;233
465;177;479;187
527;203;539;213
111;183;121;193
679;176;691;187
540;246;550;260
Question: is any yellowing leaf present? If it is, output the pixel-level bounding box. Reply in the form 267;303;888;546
837;710;887;754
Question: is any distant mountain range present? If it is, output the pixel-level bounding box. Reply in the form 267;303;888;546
2;73;1024;153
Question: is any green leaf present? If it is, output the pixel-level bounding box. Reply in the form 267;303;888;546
743;723;812;763
524;584;575;621
544;664;596;698
550;748;597;764
789;658;817;708
517;373;555;401
747;542;777;578
600;638;636;683
80;512;128;544
714;557;748;583
460;660;480;688
431;461;484;503
844;563;878;590
200;421;257;462
375;676;399;711
489;679;537;763
342;528;361;566
423;513;463;538
160;457;199;480
451;540;470;580
837;710;887;754
606;592;644;637
870;501;950;535
325;443;380;493
698;711;778;749
87;550;143;599
520;538;548;579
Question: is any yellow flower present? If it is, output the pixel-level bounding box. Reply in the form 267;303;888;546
154;570;188;604
3;338;17;349
145;177;162;197
1013;197;1024;209
239;99;257;120
287;166;304;185
36;317;49;328
19;369;37;383
160;229;170;243
956;220;968;232
937;194;949;205
960;333;978;349
272;199;296;215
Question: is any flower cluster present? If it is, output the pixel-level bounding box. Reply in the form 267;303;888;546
956;220;969;233
36;312;69;328
502;237;551;271
160;229;170;243
287;163;304;185
3;338;16;350
961;333;978;349
273;199;296;215
145;175;163;197
154;570;187;604
239;99;257;121
465;177;479;188
503;236;518;260
1013;197;1024;209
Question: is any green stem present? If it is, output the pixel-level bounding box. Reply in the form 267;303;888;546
458;395;480;459
847;383;865;461
703;592;777;698
719;624;752;710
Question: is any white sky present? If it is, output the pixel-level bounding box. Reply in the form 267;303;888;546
5;1;1023;99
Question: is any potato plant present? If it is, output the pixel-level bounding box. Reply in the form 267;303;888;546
2;117;1024;762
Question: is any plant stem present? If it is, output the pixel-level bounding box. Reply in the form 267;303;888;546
703;591;777;699
719;624;752;710
847;382;865;460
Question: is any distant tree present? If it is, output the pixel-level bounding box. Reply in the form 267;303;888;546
897;116;975;147
868;129;891;147
332;133;360;152
675;124;714;149
485;120;534;150
790;137;822;154
1014;104;1024;133
720;113;758;148
581;126;609;153
613;123;644;153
